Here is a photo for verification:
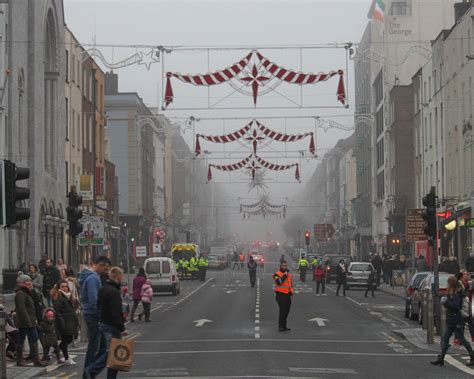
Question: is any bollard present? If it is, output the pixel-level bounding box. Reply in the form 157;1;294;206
421;288;428;330
427;292;434;344
439;299;446;346
0;304;6;379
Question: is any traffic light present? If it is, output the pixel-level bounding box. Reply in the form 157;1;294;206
422;186;437;240
305;231;310;246
67;187;83;237
3;160;30;226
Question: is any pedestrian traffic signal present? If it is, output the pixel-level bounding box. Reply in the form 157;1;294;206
3;160;30;226
67;186;83;237
422;186;437;240
305;231;310;246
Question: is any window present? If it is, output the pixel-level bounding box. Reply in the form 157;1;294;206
77;113;81;151
434;108;438;150
71;109;75;146
376;108;384;137
162;261;171;274
429;113;432;148
390;1;411;16
377;171;384;199
65;49;69;81
376;138;384;169
146;261;160;274
71;53;75;83
374;70;383;106
65;97;69;140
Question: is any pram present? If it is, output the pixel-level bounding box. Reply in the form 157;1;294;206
5;310;18;360
121;285;130;321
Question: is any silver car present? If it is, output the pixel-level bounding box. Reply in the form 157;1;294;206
346;262;375;289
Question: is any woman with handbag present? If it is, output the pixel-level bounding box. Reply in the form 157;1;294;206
431;276;474;367
52;280;77;365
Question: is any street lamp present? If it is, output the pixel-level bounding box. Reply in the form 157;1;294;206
122;222;131;287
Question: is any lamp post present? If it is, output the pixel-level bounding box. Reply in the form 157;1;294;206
123;222;131;287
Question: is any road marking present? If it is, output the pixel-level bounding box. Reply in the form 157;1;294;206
255;319;260;323
172;277;214;307
255;278;261;339
289;367;357;374
308;317;329;327
225;290;237;294
255;326;260;331
380;331;398;342
124;332;141;341
193;319;213;327
325;285;363;306
445;355;474;375
121;338;394;344
151;304;163;312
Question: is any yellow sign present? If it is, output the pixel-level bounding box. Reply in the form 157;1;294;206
79;175;93;201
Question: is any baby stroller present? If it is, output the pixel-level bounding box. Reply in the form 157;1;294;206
121;285;130;322
5;310;18;360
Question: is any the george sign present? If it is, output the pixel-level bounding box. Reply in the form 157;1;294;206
152;243;161;254
79;175;94;201
406;209;428;242
136;246;147;258
314;224;335;242
78;215;105;246
466;218;474;228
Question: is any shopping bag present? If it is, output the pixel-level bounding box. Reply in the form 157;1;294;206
106;337;135;372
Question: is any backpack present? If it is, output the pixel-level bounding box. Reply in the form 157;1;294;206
461;296;470;318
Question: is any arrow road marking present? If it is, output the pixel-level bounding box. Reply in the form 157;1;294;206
193;319;213;327
308;317;329;327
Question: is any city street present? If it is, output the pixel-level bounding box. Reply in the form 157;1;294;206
40;250;473;378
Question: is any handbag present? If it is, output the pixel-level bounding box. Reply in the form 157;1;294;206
106;337;135;372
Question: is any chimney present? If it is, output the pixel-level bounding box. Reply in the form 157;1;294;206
105;71;118;95
454;1;472;23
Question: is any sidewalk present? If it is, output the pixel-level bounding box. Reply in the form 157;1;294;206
394;327;473;353
377;283;406;299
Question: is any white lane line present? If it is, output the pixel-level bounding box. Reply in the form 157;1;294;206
255;326;260;331
445;355;474;375
325;285;363;306
255;320;260;324
167;277;214;309
255;277;261;339
255;333;261;339
151;304;163;312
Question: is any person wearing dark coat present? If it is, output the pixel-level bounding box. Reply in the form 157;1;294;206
431;276;474;366
336;260;348;297
14;274;46;367
247;256;257;288
38;254;48;275
43;259;61;306
364;270;376;298
39;309;61;363
130;268;147;322
465;254;474;272
371;253;383;286
52;280;78;365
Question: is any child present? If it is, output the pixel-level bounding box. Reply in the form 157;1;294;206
39;309;62;363
121;285;130;321
138;279;153;322
314;264;326;296
5;310;18;360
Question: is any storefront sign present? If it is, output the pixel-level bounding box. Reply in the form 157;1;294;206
136;246;147;258
406;209;427;242
78;215;105;246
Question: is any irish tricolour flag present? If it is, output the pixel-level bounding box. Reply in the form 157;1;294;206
373;0;386;22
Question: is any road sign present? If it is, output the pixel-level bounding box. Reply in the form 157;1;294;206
78;215;105;246
136;246;147;258
466;218;474;228
78;175;94;201
406;209;428;242
152;243;162;254
314;224;335;242
308;317;329;326
193;319;213;327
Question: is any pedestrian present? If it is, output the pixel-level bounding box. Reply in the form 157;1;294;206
431;276;474;366
465;253;474;273
189;255;199;281
52;279;77;365
279;254;286;265
239;252;245;269
56;258;67;279
310;256;318;281
416;254;428;272
27;264;44;300
85;267;127;379
336;259;347;297
445;256;460;275
314;263;326;295
297;254;309;282
458;270;474;342
38;254;48;275
371;253;383;286
231;251;240;271
79;255;111;378
198;255;208;282
14;274;46;367
364;270;376;298
39;309;61;364
273;260;294;332
130;268;147;322
138;279;153;322
247;255;257;288
43;258;61;307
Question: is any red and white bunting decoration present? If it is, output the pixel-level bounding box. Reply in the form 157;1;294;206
255;120;315;155
195;119;315;155
164;50;345;108
256;52;346;105
195;122;252;155
254;155;300;182
165;52;253;107
208;154;253;181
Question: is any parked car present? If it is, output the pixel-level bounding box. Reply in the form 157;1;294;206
404;272;430;319
207;254;228;269
144;257;180;296
323;255;353;284
408;272;451;324
346;262;375;289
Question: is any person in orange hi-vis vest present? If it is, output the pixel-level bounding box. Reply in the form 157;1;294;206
273;260;294;332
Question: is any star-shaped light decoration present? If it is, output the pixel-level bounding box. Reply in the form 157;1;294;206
137;48;160;70
245;129;265;154
241;64;270;106
245;170;270;193
246;160;261;180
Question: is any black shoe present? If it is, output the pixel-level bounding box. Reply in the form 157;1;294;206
283;327;291;331
430;356;444;366
364;294;368;297
278;327;285;332
467;353;474;366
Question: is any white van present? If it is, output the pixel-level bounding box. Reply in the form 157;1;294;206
143;257;180;296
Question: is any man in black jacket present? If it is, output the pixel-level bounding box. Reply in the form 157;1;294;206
43;259;61;306
85;267;127;379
